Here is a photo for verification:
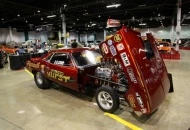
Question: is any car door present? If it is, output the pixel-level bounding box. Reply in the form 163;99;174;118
43;52;79;91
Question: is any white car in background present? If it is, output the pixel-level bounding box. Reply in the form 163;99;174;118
22;40;35;48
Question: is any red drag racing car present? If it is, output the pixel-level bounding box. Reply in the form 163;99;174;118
26;26;171;114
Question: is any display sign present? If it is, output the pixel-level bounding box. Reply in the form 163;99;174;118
107;19;121;27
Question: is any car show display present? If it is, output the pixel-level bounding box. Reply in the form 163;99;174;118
26;26;172;114
2;0;190;129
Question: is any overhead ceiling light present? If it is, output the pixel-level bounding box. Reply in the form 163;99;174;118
41;17;43;20
25;20;28;23
77;19;79;20
138;4;146;7
83;12;88;15
139;23;146;26
158;13;160;16
92;23;96;26
182;24;189;25
106;4;121;8
47;15;56;18
90;21;92;23
37;10;40;13
1;18;4;21
98;15;101;17
17;14;20;17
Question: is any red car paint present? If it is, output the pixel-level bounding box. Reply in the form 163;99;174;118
99;26;170;114
26;26;170;114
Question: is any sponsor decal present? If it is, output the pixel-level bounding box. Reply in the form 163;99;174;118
120;52;130;67
110;45;117;56
47;69;71;82
141;108;147;113
27;61;40;68
128;94;136;108
107;40;113;46
116;43;124;51
127;68;138;84
54;60;65;65
41;65;45;74
102;43;109;54
107;19;121;27
114;34;122;42
136;92;144;108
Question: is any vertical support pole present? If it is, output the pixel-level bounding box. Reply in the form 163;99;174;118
62;13;66;46
24;30;29;41
9;26;13;42
78;33;80;42
94;33;96;43
58;30;62;43
85;33;87;44
176;0;181;51
170;18;175;46
103;29;107;41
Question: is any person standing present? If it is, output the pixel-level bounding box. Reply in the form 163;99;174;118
71;39;78;48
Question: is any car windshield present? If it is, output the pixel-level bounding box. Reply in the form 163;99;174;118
159;43;169;46
72;50;102;66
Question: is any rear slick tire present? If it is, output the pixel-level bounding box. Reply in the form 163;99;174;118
95;86;119;113
34;71;51;89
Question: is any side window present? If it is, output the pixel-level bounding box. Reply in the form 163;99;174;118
50;53;72;66
142;40;155;59
44;53;54;61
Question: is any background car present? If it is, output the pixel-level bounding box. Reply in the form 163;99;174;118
157;42;171;53
0;45;16;54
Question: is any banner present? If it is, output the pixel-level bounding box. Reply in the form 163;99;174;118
107;19;121;27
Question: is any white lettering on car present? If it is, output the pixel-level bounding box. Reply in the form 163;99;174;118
127;67;138;84
120;52;130;67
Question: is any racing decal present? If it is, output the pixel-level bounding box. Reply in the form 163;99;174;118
120;52;130;67
141;108;147;113
110;45;117;56
102;43;109;54
136;92;144;108
27;61;40;68
47;69;71;82
128;94;136;108
127;67;138;84
116;43;125;51
107;39;113;46
41;65;45;74
114;34;122;42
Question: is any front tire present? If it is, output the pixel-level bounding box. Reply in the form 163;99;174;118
34;71;51;89
95;86;119;113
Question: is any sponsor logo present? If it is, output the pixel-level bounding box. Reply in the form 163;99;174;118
116;43;124;51
41;65;45;74
102;43;109;54
54;60;65;65
127;68;138;84
114;34;122;42
110;45;117;56
120;52;130;67
107;40;113;46
47;69;71;82
128;94;136;108
141;108;147;113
